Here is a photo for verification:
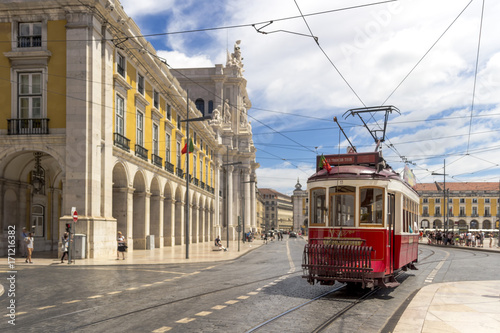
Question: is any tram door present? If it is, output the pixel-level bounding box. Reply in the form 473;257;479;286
387;193;395;274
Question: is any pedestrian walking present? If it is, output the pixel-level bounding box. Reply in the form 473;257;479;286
20;227;29;258
117;231;127;260
25;232;34;263
60;232;70;263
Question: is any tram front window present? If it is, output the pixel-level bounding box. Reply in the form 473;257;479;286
360;187;384;224
329;186;355;226
311;188;326;225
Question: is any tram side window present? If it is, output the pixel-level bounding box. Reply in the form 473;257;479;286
359;187;384;224
329;186;355;226
311;188;326;225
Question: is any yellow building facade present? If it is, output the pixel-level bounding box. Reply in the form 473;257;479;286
415;182;500;231
0;0;257;258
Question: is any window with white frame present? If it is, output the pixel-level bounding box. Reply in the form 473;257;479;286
18;22;42;48
459;206;465;216
152;123;159;155
18;72;42;119
136;111;144;147
137;74;145;95
115;95;125;135
117;53;125;77
193;155;197;178
205;163;208;183
153;90;159;109
177;142;181;168
165;132;171;163
166;104;171;120
177;115;181;130
200;159;203;181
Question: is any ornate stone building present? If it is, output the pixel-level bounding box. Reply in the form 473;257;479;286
0;0;257;257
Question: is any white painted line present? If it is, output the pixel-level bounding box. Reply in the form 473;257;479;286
237;295;250;300
88;295;103;299
152;326;172;332
37;305;56;310
195;311;212;316
63;300;82;304
225;300;239;304
107;291;122;295
176;317;195;323
247;292;259;295
212;305;227;310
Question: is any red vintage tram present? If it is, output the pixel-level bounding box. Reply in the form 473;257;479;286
302;151;419;289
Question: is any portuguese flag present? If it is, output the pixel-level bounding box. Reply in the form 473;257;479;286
181;138;194;154
319;154;332;173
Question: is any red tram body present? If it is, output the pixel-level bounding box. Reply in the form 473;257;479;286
302;151;419;288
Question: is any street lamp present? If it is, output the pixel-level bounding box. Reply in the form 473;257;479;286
432;159;448;234
180;90;211;259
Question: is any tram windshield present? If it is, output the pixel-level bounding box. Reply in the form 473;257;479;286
360;187;384;224
329;186;355;226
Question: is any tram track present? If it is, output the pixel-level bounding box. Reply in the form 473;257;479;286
246;271;409;333
14;270;303;331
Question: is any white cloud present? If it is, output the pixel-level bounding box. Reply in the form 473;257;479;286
121;0;500;188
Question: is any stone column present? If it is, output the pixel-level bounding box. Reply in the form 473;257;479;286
158;195;164;248
126;187;134;251
164;198;175;246
227;165;234;239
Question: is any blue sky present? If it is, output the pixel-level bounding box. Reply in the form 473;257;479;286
120;0;500;195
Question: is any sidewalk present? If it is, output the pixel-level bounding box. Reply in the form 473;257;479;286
392;238;500;333
4;239;265;267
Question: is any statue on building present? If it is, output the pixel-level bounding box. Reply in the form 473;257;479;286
239;105;247;126
210;105;221;125
226;40;244;77
223;99;231;123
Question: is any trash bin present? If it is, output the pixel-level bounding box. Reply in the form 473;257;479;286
146;235;155;249
73;234;86;259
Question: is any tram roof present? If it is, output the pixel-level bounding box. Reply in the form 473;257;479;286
309;151;417;195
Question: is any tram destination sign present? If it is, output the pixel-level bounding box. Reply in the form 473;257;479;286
317;152;379;171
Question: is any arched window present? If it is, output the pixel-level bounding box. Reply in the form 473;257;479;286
208;100;214;114
195;99;205;115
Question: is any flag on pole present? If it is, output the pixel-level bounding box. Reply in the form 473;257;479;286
181;138;194;154
318;154;332;173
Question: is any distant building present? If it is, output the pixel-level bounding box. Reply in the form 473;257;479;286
415;182;500;231
256;188;265;233
259;188;293;231
291;178;308;234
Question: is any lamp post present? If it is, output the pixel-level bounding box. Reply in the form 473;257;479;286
222;146;241;249
432;159;448;234
180;90;211;259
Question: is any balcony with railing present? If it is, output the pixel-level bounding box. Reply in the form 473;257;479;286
135;144;148;161
165;161;174;174
201;181;205;190
113;133;130;152
176;168;184;178
151;154;162;168
194;178;199;186
18;35;42;48
8;118;49;135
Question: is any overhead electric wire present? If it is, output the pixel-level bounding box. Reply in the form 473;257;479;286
466;0;486;154
291;0;366;107
381;0;474;106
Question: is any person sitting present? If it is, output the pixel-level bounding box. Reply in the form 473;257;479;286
215;235;227;251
